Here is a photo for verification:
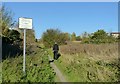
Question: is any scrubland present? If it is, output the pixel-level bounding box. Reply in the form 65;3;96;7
53;42;119;82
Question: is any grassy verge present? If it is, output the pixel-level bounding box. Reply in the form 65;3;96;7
48;43;119;82
2;47;56;83
55;53;119;82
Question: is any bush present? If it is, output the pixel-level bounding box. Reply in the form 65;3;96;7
2;49;55;82
2;30;23;59
42;29;67;48
81;29;117;44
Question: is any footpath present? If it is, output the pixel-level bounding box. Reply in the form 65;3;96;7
48;56;67;82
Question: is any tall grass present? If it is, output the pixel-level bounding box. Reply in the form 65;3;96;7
60;43;118;62
53;43;119;82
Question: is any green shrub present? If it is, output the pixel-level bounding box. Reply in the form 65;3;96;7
2;49;55;83
81;29;117;44
42;29;67;48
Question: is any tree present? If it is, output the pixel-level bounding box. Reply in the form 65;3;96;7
58;32;67;45
64;32;70;41
90;29;116;43
80;29;117;44
1;6;23;59
71;32;76;41
26;29;36;44
76;36;81;41
0;6;14;36
1;5;22;44
42;29;66;48
8;30;22;44
91;30;108;39
42;29;60;48
2;28;10;37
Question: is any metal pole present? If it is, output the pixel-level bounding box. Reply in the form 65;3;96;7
23;29;26;73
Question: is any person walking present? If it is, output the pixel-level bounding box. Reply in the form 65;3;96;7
53;42;59;60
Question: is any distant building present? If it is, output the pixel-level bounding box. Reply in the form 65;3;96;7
110;32;120;38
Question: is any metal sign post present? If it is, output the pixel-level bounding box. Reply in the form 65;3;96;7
19;17;32;73
23;29;26;73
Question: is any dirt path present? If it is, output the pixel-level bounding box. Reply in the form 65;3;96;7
48;56;67;82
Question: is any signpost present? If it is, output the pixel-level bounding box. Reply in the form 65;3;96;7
19;17;32;73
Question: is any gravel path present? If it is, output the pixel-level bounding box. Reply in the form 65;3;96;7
48;56;67;82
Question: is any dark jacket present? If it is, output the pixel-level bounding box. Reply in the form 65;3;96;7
53;44;59;51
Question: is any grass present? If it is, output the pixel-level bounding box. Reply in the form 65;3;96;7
54;74;60;82
48;43;119;82
2;42;119;82
55;53;119;82
60;43;118;64
2;45;56;83
47;48;66;82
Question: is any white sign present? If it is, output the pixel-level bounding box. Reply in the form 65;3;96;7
18;17;33;73
19;17;32;29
